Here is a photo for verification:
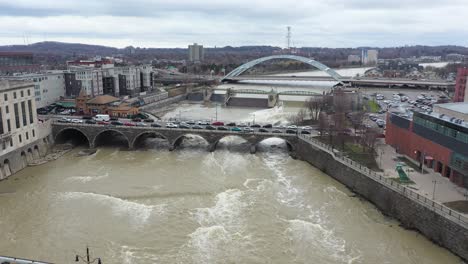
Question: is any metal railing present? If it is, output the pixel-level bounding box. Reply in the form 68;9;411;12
298;134;468;229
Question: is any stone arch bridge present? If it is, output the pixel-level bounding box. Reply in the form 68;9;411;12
52;123;299;153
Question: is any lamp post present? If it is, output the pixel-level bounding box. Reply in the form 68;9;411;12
75;247;102;264
432;180;438;200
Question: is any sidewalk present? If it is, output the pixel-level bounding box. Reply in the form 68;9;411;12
375;140;468;205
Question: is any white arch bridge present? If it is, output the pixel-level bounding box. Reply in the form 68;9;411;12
222;55;343;83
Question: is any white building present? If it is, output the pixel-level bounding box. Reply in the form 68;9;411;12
0;80;38;155
4;72;66;108
188;43;204;62
69;66;103;97
348;54;361;64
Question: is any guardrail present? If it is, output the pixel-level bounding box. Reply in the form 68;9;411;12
52;122;298;138
0;255;51;264
298;134;468;229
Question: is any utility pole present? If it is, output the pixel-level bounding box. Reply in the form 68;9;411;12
215;103;218;121
286;26;291;50
75;246;102;264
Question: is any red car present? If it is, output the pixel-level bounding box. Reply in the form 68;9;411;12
212;121;224;126
124;122;136;127
97;121;110;125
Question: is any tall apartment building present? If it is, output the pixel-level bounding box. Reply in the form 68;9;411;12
362;49;378;65
69;66;104;97
4;72;66;108
0;80;38;156
188;43;204;62
454;67;468;103
348;54;361;64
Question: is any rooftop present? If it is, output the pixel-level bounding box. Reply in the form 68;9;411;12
435;102;468;115
87;95;119;105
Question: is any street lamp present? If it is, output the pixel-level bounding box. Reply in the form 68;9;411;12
432;180;438;200
75;247;102;264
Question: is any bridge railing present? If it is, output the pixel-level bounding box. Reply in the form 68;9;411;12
298;134;468;229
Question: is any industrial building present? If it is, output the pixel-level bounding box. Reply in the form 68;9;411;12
454;67;468;103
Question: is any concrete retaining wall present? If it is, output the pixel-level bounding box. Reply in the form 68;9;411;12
296;137;468;261
227;98;268;108
140;95;186;111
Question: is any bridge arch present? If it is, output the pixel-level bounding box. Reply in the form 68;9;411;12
254;137;295;152
93;129;130;149
222;55;343;82
55;127;91;147
132;131;170;149
171;134;211;151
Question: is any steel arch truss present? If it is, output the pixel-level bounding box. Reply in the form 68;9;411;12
222;55;343;82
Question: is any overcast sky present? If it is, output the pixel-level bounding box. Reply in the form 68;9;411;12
0;0;467;48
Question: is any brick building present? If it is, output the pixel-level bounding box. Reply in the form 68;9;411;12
75;90;139;117
385;103;468;188
454;67;468;102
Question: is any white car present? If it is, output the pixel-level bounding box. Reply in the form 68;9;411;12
71;119;83;123
301;126;312;130
287;125;298;130
166;123;178;128
243;127;254;132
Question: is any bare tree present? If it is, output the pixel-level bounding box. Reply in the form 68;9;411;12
318;112;329;137
304;96;325;121
360;127;379;153
349;111;366;134
288;109;307;125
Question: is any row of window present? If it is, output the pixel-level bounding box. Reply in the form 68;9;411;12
2;89;32;102
414;116;468;144
451;153;468;174
1;129;35;151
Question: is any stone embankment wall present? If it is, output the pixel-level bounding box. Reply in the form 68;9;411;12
296;136;468;261
140;95;186;111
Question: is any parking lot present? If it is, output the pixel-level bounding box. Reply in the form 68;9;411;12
361;88;449;130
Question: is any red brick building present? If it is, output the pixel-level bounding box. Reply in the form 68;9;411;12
386;104;468;188
454;67;468;102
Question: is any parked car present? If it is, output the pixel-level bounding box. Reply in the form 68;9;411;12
287;125;298;130
262;124;273;128
301;130;311;135
217;126;228;131
243;127;254;132
136;122;148;127
301;126;312;130
58;117;71;123
124;122;136;127
231;127;242;132
144;119;155;123
82;116;93;120
192;125;203;129
272;130;282;133
110;116;119;121
179;124;190;129
258;128;269;133
85;120;97;124
212;121;224;126
226;122;236;127
97;121;110;125
250;124;261;128
286;129;296;134
111;121;124;126
71;119;83;123
151;123;162;128
132;118;142;122
197;120;210;125
186;120;196;125
166;123;178;128
205;125;216;130
237;123;248;127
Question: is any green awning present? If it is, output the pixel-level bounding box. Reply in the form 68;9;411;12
55;101;76;108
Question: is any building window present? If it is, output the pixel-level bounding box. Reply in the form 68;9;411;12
13;92;16;99
5;105;8;114
28;100;33;124
26;132;29;140
32;129;35;137
27;89;31;96
2;141;5;150
3;94;7;101
7;119;11;132
10;140;12;147
21;102;27;126
14;103;20;129
21;91;24;97
19;134;22;143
